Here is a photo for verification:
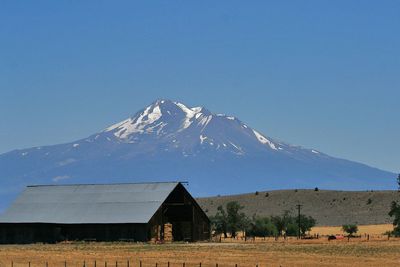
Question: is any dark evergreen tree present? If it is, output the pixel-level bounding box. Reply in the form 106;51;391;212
397;174;400;191
389;201;400;237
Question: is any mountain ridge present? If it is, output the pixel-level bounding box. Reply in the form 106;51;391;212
0;99;395;212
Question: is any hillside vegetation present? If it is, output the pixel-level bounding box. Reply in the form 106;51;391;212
197;189;400;226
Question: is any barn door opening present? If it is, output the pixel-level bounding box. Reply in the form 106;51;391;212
163;205;193;241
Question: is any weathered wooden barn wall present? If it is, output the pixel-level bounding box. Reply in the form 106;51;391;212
0;223;148;243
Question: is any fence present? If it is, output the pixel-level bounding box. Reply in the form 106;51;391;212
0;261;263;267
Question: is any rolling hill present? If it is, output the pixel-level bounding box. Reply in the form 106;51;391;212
197;189;400;226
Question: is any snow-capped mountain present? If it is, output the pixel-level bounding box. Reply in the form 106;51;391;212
0;100;395;212
102;99;286;155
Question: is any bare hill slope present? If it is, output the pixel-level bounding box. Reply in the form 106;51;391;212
197;189;400;226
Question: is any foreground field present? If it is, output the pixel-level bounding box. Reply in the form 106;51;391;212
1;239;400;267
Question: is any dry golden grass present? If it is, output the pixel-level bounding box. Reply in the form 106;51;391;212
1;238;400;267
310;224;394;236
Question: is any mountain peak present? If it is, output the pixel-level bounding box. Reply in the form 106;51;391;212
101;99;286;155
103;100;213;139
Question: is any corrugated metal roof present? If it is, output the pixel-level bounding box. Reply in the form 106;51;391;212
0;182;180;224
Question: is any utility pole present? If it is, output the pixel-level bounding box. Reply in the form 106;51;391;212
296;204;302;239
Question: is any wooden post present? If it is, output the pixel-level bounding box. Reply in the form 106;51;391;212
29;262;31;267
84;261;86;267
95;261;96;267
140;261;142;267
116;261;118;267
183;263;185;267
105;261;107;267
65;261;67;267
156;263;158;267
167;262;170;267
46;262;48;267
11;261;13;267
127;261;129;267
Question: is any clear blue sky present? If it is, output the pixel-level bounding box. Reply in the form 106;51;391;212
0;1;399;173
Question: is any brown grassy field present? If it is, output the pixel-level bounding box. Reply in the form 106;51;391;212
310;224;394;236
1;237;400;267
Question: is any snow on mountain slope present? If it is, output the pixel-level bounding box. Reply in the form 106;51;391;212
0;99;395;212
101;100;285;155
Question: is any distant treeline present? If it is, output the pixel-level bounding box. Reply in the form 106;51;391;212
210;201;316;238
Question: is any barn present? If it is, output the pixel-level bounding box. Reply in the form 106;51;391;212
0;182;210;244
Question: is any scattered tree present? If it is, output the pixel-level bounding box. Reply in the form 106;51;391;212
314;187;319;191
285;221;299;236
210;205;228;238
271;210;292;236
388;201;400;237
210;201;249;238
211;204;317;238
296;214;316;236
342;224;358;237
366;198;372;205
226;201;249;237
247;216;278;237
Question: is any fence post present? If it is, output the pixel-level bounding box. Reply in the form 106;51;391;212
29;262;31;267
46;262;48;267
84;261;86;267
140;261;142;267
65;261;67;267
168;262;170;267
127;261;129;267
94;261;96;267
105;261;107;267
183;263;185;267
116;261;118;267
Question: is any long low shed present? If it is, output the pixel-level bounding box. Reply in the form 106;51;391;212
0;182;210;243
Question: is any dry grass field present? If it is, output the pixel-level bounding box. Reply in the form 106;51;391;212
1;237;400;267
310;224;394;236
